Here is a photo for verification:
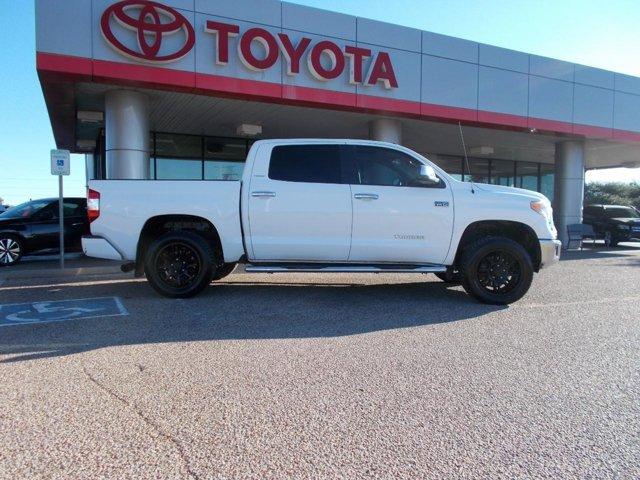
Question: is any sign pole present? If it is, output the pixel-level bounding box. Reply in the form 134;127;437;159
58;174;64;269
51;149;70;270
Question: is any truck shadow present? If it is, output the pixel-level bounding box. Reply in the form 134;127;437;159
0;279;506;363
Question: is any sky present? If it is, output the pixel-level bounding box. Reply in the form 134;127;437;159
1;0;640;205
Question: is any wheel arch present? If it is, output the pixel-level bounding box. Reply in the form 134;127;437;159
453;220;542;271
135;214;223;276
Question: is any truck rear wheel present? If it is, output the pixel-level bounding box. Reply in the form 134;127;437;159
460;237;533;305
145;231;215;298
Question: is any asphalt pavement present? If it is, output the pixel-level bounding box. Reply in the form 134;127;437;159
0;244;639;479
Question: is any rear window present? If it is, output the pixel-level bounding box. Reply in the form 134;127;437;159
268;145;343;184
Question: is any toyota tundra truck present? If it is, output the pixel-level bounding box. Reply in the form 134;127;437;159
82;139;561;304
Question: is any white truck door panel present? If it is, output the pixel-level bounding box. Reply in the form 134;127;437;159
348;145;454;264
247;144;352;261
349;186;453;264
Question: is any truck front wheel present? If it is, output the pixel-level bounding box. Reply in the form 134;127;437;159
145;231;215;298
460;237;533;305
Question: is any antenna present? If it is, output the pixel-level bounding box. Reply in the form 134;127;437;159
458;122;475;194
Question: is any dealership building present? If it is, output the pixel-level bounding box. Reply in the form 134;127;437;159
36;0;640;245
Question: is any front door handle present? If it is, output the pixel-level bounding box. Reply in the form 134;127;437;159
251;191;276;198
353;193;379;200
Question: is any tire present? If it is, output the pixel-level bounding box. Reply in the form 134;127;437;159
213;262;236;281
144;231;216;298
604;231;619;247
434;269;461;284
0;234;23;267
460;237;534;305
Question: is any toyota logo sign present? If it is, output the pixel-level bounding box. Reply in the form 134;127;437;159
101;0;195;63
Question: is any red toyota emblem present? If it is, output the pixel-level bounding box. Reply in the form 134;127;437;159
101;0;195;63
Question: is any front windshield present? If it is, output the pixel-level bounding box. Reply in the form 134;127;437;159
605;207;640;219
0;200;51;219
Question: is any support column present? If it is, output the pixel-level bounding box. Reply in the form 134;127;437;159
553;141;585;248
85;153;95;184
369;118;402;144
105;90;150;179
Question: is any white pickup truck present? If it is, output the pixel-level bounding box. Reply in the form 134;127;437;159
83;139;561;304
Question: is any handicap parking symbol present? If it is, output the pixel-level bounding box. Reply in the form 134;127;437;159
0;297;128;327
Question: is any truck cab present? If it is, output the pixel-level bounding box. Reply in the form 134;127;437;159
83;139;561;304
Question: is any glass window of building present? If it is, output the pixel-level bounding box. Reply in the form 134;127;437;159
540;163;554;201
490;159;515;186
432;155;463;181
467;158;490;184
515;162;539;192
204;137;247;181
155;133;202;180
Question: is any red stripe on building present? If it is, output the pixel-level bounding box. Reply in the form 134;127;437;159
35;52;640;144
282;85;356;107
478;110;529;129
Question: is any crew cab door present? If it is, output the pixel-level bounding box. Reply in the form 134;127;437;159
347;145;454;264
247;144;352;261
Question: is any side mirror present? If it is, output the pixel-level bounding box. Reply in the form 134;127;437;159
419;164;440;185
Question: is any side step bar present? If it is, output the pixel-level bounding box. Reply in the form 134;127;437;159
243;263;447;273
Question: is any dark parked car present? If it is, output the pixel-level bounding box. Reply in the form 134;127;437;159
0;198;88;266
583;204;640;246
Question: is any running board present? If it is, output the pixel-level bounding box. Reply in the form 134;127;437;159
243;263;447;273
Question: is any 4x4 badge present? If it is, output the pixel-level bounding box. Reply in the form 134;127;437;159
434;201;449;207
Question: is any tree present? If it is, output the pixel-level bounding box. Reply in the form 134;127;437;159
584;182;640;210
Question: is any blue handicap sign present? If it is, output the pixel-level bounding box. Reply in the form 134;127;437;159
56;159;64;167
0;297;128;327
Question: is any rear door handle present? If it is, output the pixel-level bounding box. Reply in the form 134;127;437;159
353;193;379;200
251;191;276;198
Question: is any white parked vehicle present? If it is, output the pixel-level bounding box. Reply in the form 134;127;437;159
83;139;560;304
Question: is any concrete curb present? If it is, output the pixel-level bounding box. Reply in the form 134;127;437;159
0;265;126;281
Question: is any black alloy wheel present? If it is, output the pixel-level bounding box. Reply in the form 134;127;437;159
145;231;216;298
460;237;533;305
155;242;202;289
476;250;521;295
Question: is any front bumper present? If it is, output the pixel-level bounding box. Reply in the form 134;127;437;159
82;235;123;261
539;239;561;268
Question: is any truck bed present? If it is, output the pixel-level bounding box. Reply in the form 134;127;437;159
87;180;244;263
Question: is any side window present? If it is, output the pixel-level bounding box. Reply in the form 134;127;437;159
352;146;443;188
268;145;344;184
63;200;86;217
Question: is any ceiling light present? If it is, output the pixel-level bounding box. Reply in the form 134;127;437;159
236;124;262;137
77;111;104;123
468;146;494;156
76;139;96;150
